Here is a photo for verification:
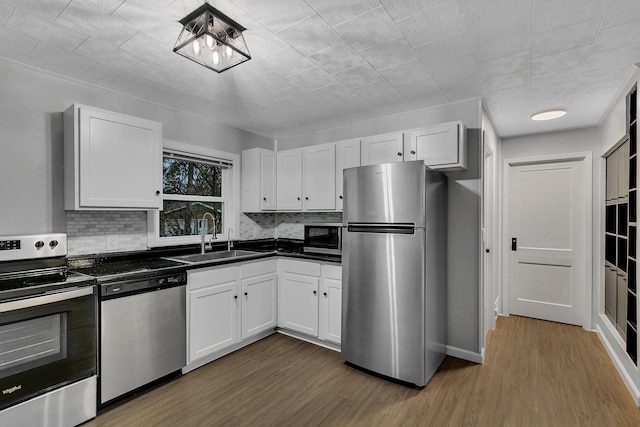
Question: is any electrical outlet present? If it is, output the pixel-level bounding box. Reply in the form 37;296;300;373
106;235;119;251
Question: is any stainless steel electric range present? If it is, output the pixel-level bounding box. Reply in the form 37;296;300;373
0;234;97;426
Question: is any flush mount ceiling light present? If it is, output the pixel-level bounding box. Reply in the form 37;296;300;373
173;3;251;73
530;109;567;121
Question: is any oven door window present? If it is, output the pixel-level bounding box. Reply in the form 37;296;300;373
0;313;67;379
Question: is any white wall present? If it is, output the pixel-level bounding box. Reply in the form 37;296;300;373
0;60;272;237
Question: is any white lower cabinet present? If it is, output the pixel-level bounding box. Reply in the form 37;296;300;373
277;258;342;345
188;266;239;364
187;259;276;365
319;264;342;344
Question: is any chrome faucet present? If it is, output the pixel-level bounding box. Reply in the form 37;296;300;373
227;228;234;251
200;212;217;254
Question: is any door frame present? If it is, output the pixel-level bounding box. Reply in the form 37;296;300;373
483;137;497;332
502;152;593;329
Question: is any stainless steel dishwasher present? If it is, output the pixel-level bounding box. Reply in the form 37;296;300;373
99;271;186;407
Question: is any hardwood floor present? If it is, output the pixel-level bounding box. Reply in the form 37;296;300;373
86;316;640;426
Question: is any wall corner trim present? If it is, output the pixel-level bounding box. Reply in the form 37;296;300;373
446;345;484;364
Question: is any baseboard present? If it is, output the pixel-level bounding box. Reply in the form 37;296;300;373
182;329;276;374
276;328;341;352
446;345;484;364
595;320;640;406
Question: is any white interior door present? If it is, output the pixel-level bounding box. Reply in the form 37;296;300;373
508;160;585;326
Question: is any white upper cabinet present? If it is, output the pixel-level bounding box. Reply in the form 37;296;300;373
63;104;162;210
360;132;404;166
335;139;360;211
302;143;336;211
276;149;303;210
242;148;276;212
405;121;467;170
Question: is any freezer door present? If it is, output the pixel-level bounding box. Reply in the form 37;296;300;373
342;227;425;384
343;161;425;225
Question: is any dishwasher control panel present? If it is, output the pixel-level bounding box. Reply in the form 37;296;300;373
101;272;187;298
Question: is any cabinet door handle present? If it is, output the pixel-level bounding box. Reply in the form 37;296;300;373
244;292;248;296
410;150;416;155
234;295;238;299
263;197;267;201
323;292;327;297
397;152;403;157
305;197;309;200
155;190;160;196
297;197;300;201
339;195;343;199
313;290;317;295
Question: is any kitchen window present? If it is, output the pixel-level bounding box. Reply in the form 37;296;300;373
148;141;239;247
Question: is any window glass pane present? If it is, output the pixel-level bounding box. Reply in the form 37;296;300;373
163;158;222;197
160;201;222;237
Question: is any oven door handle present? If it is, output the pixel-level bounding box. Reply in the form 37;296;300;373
0;286;94;313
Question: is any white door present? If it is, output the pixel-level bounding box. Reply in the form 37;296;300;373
508;160;585;325
335;139;360;211
319;276;342;344
260;150;276;210
276;149;302;210
360;132;404;166
278;273;319;336
303;143;336;210
241;273;277;339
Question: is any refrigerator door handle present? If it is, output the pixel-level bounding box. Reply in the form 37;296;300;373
347;223;415;234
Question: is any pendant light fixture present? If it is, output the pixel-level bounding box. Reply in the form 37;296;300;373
173;3;251;73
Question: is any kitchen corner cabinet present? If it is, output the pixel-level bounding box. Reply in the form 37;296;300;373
335;139;360;211
241;148;276;212
63;104;162;210
187;259;276;364
360;132;404;166
405;121;467;171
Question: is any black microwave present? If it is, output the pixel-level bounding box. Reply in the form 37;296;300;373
303;223;342;255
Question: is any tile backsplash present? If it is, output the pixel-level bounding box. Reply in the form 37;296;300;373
277;212;342;239
66;211;148;256
67;210;342;255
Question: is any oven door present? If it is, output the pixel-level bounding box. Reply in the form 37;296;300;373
0;287;96;411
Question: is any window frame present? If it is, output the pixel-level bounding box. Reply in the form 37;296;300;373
147;139;239;248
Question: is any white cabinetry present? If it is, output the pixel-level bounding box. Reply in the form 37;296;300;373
360;132;404;166
277;259;320;336
241;148;276;212
277;258;342;345
188;266;239;363
63;104;162;210
319;264;342;344
302;143;335;210
335;139;360;211
187;259;276;365
276;149;303;210
405;121;467;170
240;260;277;340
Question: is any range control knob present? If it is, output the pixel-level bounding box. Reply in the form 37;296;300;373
49;240;59;248
35;241;45;249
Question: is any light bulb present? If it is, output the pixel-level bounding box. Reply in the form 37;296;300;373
224;45;233;59
191;39;202;56
204;34;215;49
212;48;220;66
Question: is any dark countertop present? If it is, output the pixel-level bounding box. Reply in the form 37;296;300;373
68;239;340;281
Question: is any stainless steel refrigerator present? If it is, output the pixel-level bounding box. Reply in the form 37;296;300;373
341;160;447;386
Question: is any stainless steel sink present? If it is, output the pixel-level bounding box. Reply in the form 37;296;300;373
165;250;264;264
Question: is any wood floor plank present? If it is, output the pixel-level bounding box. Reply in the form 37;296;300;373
85;316;640;426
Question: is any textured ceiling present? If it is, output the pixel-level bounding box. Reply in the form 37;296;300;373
1;0;639;138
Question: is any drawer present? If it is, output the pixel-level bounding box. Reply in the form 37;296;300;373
278;259;321;277
322;264;342;280
188;265;238;290
241;259;276;279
